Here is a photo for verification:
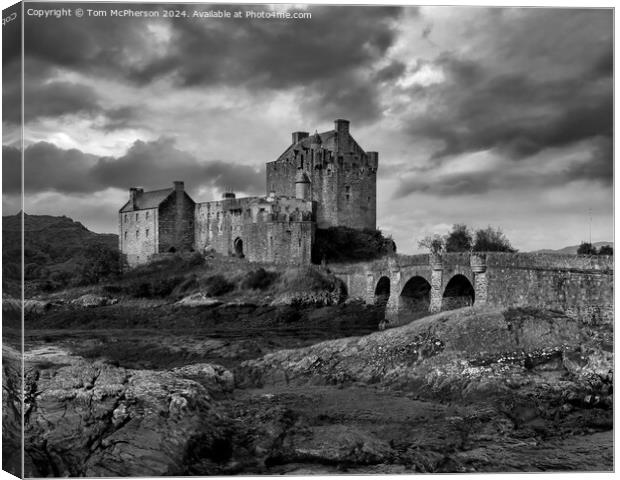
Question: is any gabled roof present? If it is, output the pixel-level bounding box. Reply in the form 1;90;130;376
275;130;336;162
119;188;174;213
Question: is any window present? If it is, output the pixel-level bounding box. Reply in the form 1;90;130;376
136;230;139;238
124;231;127;240
135;213;139;221
124;214;128;223
146;229;149;237
145;211;149;220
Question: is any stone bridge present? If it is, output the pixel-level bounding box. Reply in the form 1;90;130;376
329;252;613;326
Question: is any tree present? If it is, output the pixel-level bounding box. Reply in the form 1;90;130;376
577;242;598;255
473;226;516;253
598;245;613;256
418;234;445;255
311;227;394;263
445;224;473;252
80;243;121;284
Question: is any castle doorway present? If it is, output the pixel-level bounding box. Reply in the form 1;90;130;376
234;237;244;258
442;274;474;311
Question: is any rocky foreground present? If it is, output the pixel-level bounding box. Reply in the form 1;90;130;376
4;305;613;475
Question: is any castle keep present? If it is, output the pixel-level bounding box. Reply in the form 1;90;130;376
119;119;378;267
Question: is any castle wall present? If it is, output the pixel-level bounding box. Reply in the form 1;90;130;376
194;196;314;264
334;161;376;230
119;208;158;267
157;191;195;254
242;221;315;265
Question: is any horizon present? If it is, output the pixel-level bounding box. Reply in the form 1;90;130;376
2;2;613;254
5;210;613;253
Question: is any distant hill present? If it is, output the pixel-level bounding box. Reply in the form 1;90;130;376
3;213;118;295
532;241;613;255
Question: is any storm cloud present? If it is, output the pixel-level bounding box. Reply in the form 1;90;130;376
393;8;612;199
6;138;264;196
22;3;404;124
4;4;613;252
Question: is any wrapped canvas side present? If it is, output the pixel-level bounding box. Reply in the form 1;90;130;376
2;1;24;478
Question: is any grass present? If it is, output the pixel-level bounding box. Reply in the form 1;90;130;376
95;254;341;303
275;266;339;294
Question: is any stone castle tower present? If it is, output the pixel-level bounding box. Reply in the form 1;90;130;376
266;119;378;230
119;119;378;267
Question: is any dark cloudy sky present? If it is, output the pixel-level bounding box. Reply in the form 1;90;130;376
2;1;613;253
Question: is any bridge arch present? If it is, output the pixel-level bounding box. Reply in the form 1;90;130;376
442;274;475;311
374;276;391;307
399;275;431;319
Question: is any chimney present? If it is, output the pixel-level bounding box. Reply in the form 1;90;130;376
335;119;350;153
173;181;184;192
292;131;309;144
129;187;139;209
367;151;379;170
334;119;350;136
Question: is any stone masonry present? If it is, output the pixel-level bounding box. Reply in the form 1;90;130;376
119;119;378;267
329;252;613;326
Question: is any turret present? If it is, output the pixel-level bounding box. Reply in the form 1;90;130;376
292;131;309;144
310;130;322;149
295;169;311;200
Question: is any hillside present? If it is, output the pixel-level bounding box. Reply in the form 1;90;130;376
2;213;118;294
532;241;613;255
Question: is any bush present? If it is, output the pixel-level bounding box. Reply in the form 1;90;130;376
473;226;516;253
125;275;185;298
172;275;200;297
201;275;236;297
276;266;338;293
79;243;121;285
312;227;395;263
240;268;279;290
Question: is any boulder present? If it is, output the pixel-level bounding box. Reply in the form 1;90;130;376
236;307;604;402
22;357;234;476
70;294;117;308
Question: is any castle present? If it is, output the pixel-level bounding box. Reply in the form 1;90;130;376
119;119;378;267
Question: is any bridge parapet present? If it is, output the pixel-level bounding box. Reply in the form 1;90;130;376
485;252;613;272
328;251;612;327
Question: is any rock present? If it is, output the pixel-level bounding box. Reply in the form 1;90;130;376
176;292;223;307
236;306;588;399
270;289;342;307
170;363;234;393
22;357;234;477
70;294;117;308
2;347;22;476
281;425;393;465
